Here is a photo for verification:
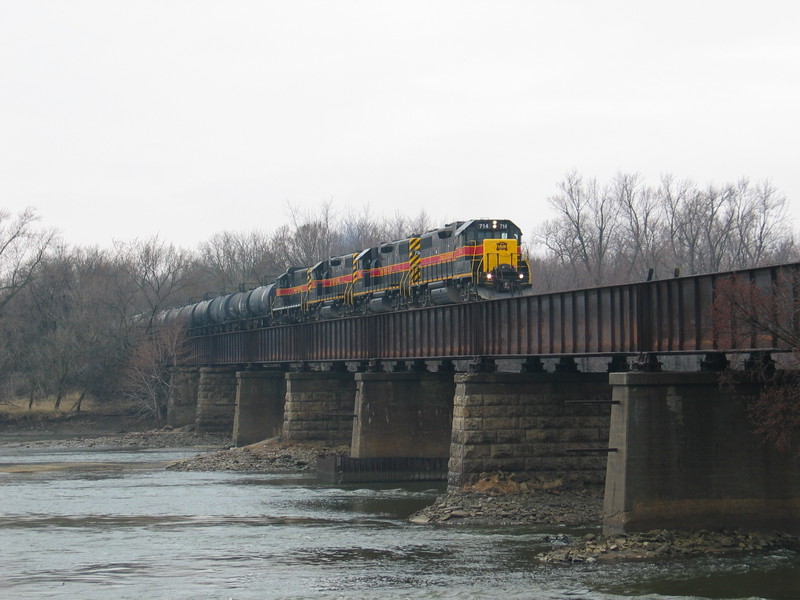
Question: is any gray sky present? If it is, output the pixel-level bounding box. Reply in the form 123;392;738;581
2;1;798;249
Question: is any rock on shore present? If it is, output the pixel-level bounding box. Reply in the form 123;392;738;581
407;471;800;563
537;529;800;563
166;438;350;473
409;472;604;526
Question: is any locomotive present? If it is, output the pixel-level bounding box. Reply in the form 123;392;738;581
160;219;532;333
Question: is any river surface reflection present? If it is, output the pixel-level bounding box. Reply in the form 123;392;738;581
1;441;797;599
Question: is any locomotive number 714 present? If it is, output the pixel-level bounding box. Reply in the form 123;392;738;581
478;221;508;230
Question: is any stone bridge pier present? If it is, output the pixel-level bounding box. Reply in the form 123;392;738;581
282;367;357;445
447;363;613;490
195;366;238;433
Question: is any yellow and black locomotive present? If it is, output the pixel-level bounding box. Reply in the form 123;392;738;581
171;219;531;332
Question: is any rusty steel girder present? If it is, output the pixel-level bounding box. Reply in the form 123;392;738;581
185;263;800;366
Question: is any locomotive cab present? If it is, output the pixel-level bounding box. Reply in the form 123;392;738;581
309;254;352;319
273;266;310;322
456;219;532;298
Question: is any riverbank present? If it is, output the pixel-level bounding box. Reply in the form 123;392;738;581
5;424;799;566
0;410;149;436
6;425;230;450
0;400;232;449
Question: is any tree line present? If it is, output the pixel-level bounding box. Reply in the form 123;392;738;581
532;172;796;291
0;173;797;426
0;203;432;420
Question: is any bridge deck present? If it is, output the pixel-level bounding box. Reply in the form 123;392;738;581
186;263;798;365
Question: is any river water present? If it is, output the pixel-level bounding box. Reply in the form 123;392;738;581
1;441;798;600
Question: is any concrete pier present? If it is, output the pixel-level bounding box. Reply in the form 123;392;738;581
195;366;238;433
603;371;800;534
232;369;287;446
351;371;455;458
167;367;200;428
282;370;357;445
448;372;612;489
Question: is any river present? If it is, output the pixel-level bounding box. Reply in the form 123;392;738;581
0;440;797;599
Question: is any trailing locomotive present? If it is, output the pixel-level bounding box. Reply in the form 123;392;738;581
162;219;532;333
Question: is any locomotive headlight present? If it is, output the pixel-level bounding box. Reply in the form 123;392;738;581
485;273;493;280
518;273;525;279
492;220;497;229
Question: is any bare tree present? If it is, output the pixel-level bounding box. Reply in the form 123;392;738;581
614;172;666;281
279;200;342;266
384;209;433;240
0;208;56;317
537;171;622;287
198;229;274;291
339;207;388;251
2;246;132;410
114;236;195;328
660;177;709;274
534;172;797;291
122;323;189;425
728;178;793;268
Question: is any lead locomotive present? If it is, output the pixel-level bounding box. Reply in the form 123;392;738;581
161;219;532;333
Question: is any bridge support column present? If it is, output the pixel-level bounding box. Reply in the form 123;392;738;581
167;367;200;428
283;370;356;445
603;372;800;534
195;366;238;434
232;369;287;446
448;372;611;489
351;371;455;458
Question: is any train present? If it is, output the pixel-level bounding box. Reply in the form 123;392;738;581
158;218;532;333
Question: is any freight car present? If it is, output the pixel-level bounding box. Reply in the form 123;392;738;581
162;219;532;333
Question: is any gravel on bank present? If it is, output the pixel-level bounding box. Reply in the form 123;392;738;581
407;472;800;563
409;472;603;526
537;529;800;563
165;438;350;473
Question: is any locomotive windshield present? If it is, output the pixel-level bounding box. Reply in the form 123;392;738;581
459;220;522;243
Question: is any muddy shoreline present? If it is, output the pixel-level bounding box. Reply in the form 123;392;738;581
1;418;230;450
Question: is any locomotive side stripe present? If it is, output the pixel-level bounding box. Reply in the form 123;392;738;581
420;253;450;266
276;284;309;296
363;262;410;277
280;284;349;297
322;274;354;287
280;239;520;297
453;244;482;258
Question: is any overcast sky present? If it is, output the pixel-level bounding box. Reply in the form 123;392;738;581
1;1;798;250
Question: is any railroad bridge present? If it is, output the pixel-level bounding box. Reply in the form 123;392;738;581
170;263;800;533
